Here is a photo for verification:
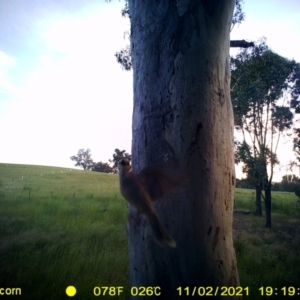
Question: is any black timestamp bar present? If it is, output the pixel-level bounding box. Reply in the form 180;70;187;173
177;286;249;297
259;286;300;296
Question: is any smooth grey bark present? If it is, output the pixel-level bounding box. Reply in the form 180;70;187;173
128;1;240;299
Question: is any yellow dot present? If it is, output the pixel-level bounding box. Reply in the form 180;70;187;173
66;286;77;297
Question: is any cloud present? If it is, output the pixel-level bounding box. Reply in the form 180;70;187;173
0;50;17;94
0;50;16;68
39;3;129;55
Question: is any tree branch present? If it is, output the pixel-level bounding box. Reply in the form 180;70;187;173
230;40;254;48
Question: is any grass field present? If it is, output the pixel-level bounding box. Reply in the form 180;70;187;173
233;189;300;299
0;163;300;299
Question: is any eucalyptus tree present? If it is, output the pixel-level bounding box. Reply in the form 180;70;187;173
293;67;300;163
231;42;300;227
125;1;240;298
115;0;251;71
294;128;300;164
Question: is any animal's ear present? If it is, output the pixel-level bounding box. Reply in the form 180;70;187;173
137;160;187;201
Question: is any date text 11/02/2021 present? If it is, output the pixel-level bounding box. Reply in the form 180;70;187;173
176;286;249;297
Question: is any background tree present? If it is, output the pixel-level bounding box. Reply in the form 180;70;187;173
70;149;94;170
109;148;131;173
294;179;300;201
235;140;264;215
231;0;245;31
127;1;239;297
91;161;113;173
293;128;300;164
231;41;300;227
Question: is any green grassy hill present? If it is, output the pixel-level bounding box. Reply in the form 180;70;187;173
1;163;300;299
0;163;129;299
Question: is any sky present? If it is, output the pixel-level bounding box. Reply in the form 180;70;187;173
0;0;299;181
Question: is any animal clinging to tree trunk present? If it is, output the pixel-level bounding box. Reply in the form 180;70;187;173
117;158;184;248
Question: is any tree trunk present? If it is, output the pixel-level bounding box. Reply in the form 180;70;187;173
264;182;272;227
128;1;239;299
255;181;262;216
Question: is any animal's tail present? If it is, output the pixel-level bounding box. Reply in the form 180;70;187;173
146;212;176;248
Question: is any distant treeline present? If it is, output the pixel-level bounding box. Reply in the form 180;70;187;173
236;174;300;196
70;148;131;174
